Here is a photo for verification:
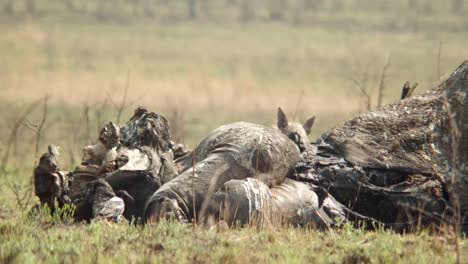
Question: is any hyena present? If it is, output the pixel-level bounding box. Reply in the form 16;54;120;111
144;109;316;224
276;107;315;152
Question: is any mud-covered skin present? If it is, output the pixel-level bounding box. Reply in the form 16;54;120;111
145;196;187;223
208;178;273;226
106;170;160;222
298;62;468;231
88;179;116;218
270;179;327;227
208;178;341;228
73;179;117;222
145;122;301;223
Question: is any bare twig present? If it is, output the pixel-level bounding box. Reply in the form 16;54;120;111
1;100;42;166
20;96;50;209
377;55;390;109
83;104;91;143
22;119;39;133
346;56;377;112
0;98;43;210
105;89;118;109
95;99;109;134
67;105;84;167
166;105;187;144
34;96;49;165
192;149;197;225
437;41;443;82
105;72;144;124
116;71;130;123
66;138;77;168
350;76;372;112
292;89;305;120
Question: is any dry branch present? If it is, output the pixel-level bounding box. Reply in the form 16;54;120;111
377;56;390;109
105;73;144;124
350;76;372;111
1;97;45;209
116;71;130;123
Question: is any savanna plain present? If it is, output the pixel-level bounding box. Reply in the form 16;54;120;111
0;0;467;263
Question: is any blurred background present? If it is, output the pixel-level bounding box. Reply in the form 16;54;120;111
0;0;467;171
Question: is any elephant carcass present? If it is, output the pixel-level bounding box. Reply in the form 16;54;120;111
68;107;178;222
294;61;468;232
145;122;301;223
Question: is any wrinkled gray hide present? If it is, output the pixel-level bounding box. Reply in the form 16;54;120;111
208;178;345;228
145;122;301;222
294;61;468;232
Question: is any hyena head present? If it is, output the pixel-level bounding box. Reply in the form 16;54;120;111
277;107;315;152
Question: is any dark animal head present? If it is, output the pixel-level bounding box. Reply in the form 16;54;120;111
37;153;59;173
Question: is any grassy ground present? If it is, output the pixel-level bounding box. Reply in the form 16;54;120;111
1;1;468;263
0;209;466;263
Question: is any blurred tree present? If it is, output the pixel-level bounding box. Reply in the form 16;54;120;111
95;0;108;21
63;0;78;12
240;0;254;21
142;0;156;18
26;0;36;15
292;5;302;25
269;0;287;20
420;1;433;14
128;0;141;16
453;0;464;14
303;0;323;9
43;31;57;70
187;0;197;19
332;0;344;11
2;0;13;16
408;0;417;9
225;0;237;6
200;0;213;19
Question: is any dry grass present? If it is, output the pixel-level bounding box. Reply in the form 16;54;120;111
0;209;466;264
1;20;467;149
0;2;467;262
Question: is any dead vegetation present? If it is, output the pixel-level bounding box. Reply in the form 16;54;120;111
0;2;467;262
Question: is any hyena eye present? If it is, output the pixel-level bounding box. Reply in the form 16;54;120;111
288;132;300;143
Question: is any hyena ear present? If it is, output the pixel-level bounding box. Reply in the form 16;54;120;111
303;116;316;135
277;107;288;130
